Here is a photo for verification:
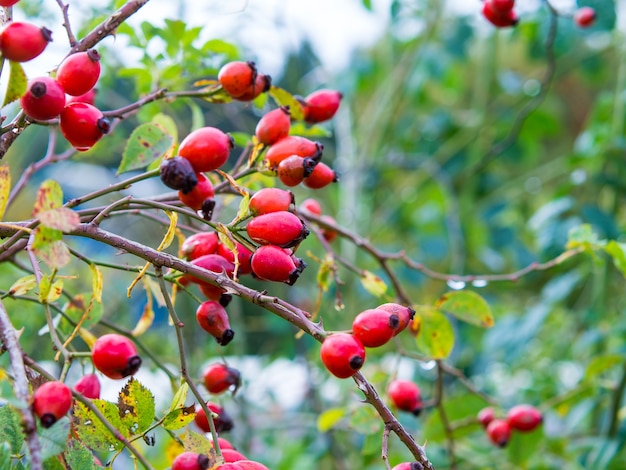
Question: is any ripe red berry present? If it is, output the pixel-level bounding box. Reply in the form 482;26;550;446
477;407;496;428
303;162;337;189
32;381;73;428
0;22;52;62
236;462;270;470
320;333;366;379
92;333;142;380
320;215;338;243
74;373;101;399
250;245;306;285
249;187;294;216
277;156;317;187
574;7;596;28
0;0;20;6
215;465;242;470
377;303;416;336
507;404;542;432
56;50;101;96
387;379;422;415
218;61;257;98
178;127;234;173
194;402;234;433
203;363;241;394
186;253;235;299
182;232;220;261
196;300;234;346
490;0;515;12
66;88;97;106
486;418;512;447
20;77;66;121
352;308;399;348
216;241;254;276
482;2;518;28
178;172;215;212
222;449;247;462
247;211;309;248
299;198;322;216
60;102;110;151
172;452;210;470
255;107;291;145
234;73;271;101
391;463;424;470
211;436;235;450
303;89;342;124
265;136;323;170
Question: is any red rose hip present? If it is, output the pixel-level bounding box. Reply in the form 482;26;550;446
352;308;399;348
74;373;101;399
507;404;542;432
486;419;512;447
0;22;52;62
246;211;309;248
377;303;416;336
20;77;66;121
60;102;110;151
250;245;306;285
172;452;210;470
203;363;241;394
303;89;342;124
194;402;234;433
574;7;596;28
56;50;101;96
33;381;73;428
92;333;142;380
387;379;422;415
255;107;291;145
178;172;215;212
477;407;495;428
249;188;294;216
196;300;234;345
178;127;234;173
264;136;323;170
320;333;366;379
182;232;220;260
218;61;257;98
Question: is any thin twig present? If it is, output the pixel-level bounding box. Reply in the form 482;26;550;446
55;0;77;46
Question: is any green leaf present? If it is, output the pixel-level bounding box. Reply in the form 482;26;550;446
170;383;189;411
182;430;213;455
118;378;156;435
39;417;70;461
362;0;373;10
43;458;64;470
289;122;332;139
163;405;196;431
32;238;71;269
423;393;487;442
0;165;10;221
37;208;80;232
349;405;383;434
360;271;387;298
33;180;63;216
585;354;624;380
0;442;11;470
605;241;626;277
566;224;605;251
0;405;24;453
3;61;27;107
38;275;63;304
268;86;306;121
73;400;126;451
317;254;334;292
414;305;455;359
435;290;494;328
65;439;99;470
152;113;178;144
118;122;174;174
229;131;252;148
317;407;345;432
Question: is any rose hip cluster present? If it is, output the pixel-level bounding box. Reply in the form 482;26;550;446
478;404;543;447
320;303;415;379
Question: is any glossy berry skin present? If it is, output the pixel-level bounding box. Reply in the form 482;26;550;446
574;7;596;28
234;73;271;101
196;300;234;346
203;363;241;394
352;308;399;348
482;2;518;28
33;381;73;428
377;303;416;336
277;156;317;187
265;136;323;170
0;22;52;62
507;404;542;432
216;465;242;470
74;373;101;399
477;407;496;428
256;107;291;145
160;156;198;193
56;50;101;96
236;462;270;470
247;211;309;248
299;198;322;216
172;452;210;470
179;172;215;211
66;88;97;106
212;436;235;450
250;245;306;285
60;102;110;151
303;162;337;189
182;232;220;260
20;77;66;121
391;464;424;470
218;61;257;98
303;89;342;124
186;253;235;299
217;242;253;276
320;333;366;379
194;402;234;433
178;127;234;173
249;187;294;216
0;0;20;6
490;0;515;12
388;379;422;415
486;418;512;447
223;449;247;462
92;333;142;380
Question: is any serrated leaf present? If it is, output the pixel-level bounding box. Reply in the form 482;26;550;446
33;180;63;216
360;271;387;298
38;276;63;304
0;165;10;221
435;290;494;328
0;405;24;453
8;274;37;296
89;264;103;303
317;407;345;432
163;405;196;431
269;86;306;121
152;113;178;145
317;254;334;292
4;61;27;107
118;122;174;174
605;241;626;278
37;208;80;231
566;224;605;250
414;305;454;359
118;378;156;435
182;431;213;455
65;439;99;470
73;400;125;451
39;417;70;461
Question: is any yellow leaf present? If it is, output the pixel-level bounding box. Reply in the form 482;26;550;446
9;275;37;296
89;264;103;303
170;383;189;411
79;328;98;349
39;277;63;304
0;165;10;221
360;271;388;298
132;300;154;337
